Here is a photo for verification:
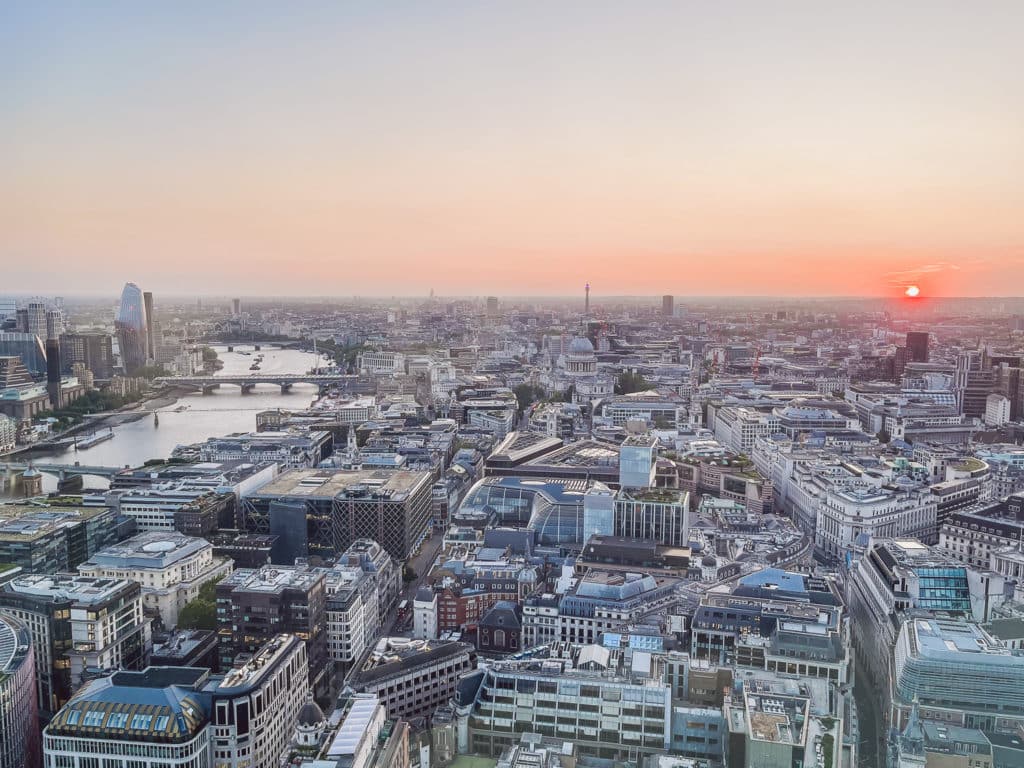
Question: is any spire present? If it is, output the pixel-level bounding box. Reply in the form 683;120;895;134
900;698;925;757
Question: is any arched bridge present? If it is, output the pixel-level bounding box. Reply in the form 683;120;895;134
1;461;124;479
156;373;364;395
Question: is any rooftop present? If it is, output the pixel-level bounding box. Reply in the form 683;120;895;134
219;565;324;594
81;531;210;570
248;467;430;501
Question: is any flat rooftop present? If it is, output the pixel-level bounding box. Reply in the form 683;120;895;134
8;573;134;602
247;468;430;500
82;531;210;569
220;565;323;594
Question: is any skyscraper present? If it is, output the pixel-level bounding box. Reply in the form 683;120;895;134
59;333;114;380
45;338;61;408
662;294;674;316
143;291;155;361
584;282;590;315
25;302;46;339
232;298;241;316
115;283;148;375
906;331;929;363
485;296;499;316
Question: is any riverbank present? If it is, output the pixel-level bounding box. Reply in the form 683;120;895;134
76;386;190;430
8;386;191;458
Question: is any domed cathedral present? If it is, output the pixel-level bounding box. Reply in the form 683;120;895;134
565;336;597;376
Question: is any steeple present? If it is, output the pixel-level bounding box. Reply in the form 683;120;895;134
890;698;926;768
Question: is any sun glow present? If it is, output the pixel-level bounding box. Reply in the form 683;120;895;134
905;285;920;297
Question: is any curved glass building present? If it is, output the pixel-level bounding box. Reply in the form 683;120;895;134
115;282;148;375
456;476;588;547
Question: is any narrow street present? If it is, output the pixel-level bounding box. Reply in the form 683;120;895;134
387;529;445;635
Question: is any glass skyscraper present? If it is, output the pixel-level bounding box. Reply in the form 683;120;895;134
115;282;148;375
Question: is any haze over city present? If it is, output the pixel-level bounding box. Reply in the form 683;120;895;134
4;2;1023;296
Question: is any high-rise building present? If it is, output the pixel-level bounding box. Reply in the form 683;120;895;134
486;296;499;316
0;614;40;768
24;303;46;339
0;332;47;377
232;297;241;316
906;331;929;363
215;566;329;698
44;338;61;407
0;574;151;715
42;635;310;768
115;282;148;375
662;294;674;316
59;333;114;380
143;291;155;361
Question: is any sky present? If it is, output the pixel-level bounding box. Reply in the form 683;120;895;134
2;1;1023;297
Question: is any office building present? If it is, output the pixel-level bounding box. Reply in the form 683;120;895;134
619;435;657;488
0;505;119;574
0;614;40;768
985;393;1011;427
0;414;15;452
78;531;232;630
0;356;50;421
322;563;378;670
723;673;842;768
215;566;329;697
522;570;680;647
464;642;672;759
906;332;929;363
114;282;149;375
143;291;155;360
100;484;233;533
486;296;499;316
42;634;309;768
845;537;1006;735
0;574;150;707
60;333;114;380
302;693;410;768
347;637;475;721
23;303;46;340
199;430;333;469
240;469;433;562
662;294;674;316
614;487;690;548
150;628;219;671
0;332;47;377
892;617;1024;735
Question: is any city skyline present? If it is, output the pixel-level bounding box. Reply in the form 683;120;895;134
4;2;1023;296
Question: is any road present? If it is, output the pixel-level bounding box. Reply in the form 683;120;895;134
387;529;445;635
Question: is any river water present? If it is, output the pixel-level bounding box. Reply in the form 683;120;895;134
21;344;327;494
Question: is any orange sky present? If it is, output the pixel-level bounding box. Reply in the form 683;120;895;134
3;2;1023;296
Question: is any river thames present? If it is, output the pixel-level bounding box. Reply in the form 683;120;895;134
23;344;327;494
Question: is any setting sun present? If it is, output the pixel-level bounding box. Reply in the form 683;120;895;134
905;285;921;297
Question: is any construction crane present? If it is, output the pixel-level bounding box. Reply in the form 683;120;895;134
752;346;763;379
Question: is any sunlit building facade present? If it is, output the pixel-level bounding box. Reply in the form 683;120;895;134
114;282;148;375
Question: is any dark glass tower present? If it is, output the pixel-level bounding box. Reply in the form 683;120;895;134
115;282;148;375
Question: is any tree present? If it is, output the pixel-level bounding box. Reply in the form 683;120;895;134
513;384;545;412
876;429;891;443
403;565;418;583
615;372;650;395
177;596;216;630
201;347;219;362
